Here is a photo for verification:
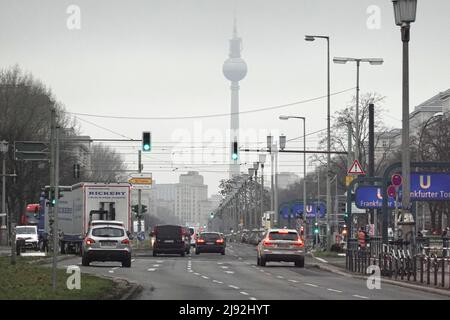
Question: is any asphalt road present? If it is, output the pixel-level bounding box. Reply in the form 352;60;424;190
58;243;448;300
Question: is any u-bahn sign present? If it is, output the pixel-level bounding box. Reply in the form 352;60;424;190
355;172;450;208
279;202;326;219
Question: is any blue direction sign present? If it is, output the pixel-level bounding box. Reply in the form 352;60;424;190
279;202;326;219
355;173;450;208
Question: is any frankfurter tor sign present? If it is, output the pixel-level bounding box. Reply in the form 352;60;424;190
355;173;450;209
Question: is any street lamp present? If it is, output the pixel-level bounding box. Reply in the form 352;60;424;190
279;116;307;238
305;35;332;249
258;154;266;227
0;140;8;246
392;0;417;232
333;57;384;163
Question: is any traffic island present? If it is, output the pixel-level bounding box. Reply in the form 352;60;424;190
0;256;129;300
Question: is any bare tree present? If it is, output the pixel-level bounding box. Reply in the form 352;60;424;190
88;144;127;183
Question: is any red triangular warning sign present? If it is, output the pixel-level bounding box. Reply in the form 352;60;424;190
348;159;365;175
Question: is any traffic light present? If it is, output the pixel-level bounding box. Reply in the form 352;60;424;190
73;164;80;178
314;222;319;234
343;212;349;223
210;212;214;219
142;131;151;152
231;141;238;160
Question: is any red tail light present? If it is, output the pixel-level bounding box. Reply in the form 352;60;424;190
121;239;130;245
292;238;304;247
263;239;274;247
216;239;224;244
196;239;205;244
85;238;95;245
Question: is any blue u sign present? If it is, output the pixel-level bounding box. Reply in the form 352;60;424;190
355;173;450;208
279;203;326;219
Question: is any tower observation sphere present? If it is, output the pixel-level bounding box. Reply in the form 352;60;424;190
223;58;248;82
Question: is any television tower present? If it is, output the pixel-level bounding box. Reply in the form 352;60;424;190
223;18;247;178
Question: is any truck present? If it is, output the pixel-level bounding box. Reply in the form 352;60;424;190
44;183;132;254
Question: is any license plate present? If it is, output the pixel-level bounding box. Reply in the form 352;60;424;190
101;242;116;247
207;242;214;245
164;240;174;243
277;244;289;248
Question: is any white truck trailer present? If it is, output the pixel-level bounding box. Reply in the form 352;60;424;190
45;183;131;254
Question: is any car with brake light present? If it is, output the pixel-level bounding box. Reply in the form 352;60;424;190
256;228;305;267
195;232;225;255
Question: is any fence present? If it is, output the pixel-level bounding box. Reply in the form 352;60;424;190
346;237;450;289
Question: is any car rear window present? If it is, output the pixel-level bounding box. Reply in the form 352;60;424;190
16;227;36;234
155;225;182;238
269;231;298;241
92;227;124;237
200;233;220;241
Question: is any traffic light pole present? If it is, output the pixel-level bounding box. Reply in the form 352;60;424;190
138;150;142;234
52;124;60;291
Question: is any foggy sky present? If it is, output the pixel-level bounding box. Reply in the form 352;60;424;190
1;0;449;195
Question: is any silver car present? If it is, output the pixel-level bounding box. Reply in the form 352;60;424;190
81;224;132;267
257;228;305;267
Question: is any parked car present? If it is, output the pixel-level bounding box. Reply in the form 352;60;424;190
195;232;225;255
81;224;132;267
257;228;305;267
151;224;186;257
15;225;39;252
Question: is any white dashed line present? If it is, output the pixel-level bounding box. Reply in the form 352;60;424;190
240;292;249;295
305;283;318;287
194;272;200;276
288;280;299;283
202;276;209;279
249;297;257;301
112;267;119;270
156;260;164;263
217;262;223;265
188;270;193;272
228;285;240;290
315;257;328;263
353;295;369;299
224;271;235;274
108;270;114;273
213;280;224;284
327;288;342;293
153;264;160;267
220;266;229;269
131;259;135;262
277;276;284;279
147;268;156;272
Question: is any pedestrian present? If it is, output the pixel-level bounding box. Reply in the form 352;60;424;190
358;227;366;250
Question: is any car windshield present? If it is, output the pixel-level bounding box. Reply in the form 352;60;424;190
92;227;124;238
200;233;220;241
16;227;36;234
269;231;298;241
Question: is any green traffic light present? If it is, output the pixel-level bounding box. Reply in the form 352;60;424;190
143;144;150;151
231;153;238;160
314;228;319;234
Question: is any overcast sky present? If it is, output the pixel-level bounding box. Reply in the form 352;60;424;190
1;0;449;196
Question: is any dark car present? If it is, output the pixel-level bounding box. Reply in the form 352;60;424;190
195;232;225;255
151;225;186;257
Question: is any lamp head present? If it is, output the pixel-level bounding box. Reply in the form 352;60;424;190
333;57;349;64
304;35;316;41
279;115;290;120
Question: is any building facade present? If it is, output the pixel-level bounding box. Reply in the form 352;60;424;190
175;171;208;225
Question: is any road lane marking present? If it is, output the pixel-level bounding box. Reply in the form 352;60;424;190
131;259;135;262
202;276;209;279
224;271;234;274
228;285;240;289
220;266;229;269
353;295;369;299
213;280;223;284
217;262;223;265
194;272;200;276
277;276;284;279
238;257;242;260
240;292;249;295
112;267;119;270
315;257;328;263
288;280;299;283
305;283;318;287
327;288;342;293
249;297;257;300
153;264;160;267
156;260;164;263
108;270;114;273
266;273;272;276
147;268;156;272
188;270;193;272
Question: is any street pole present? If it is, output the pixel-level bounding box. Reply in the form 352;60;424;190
355;60;360;163
52;124;60;291
325;37;332;251
401;24;411;218
138;150;142;233
368;103;375;232
302;118;307;242
274;143;279;228
316;172;320;246
1;141;7;246
260;163;264;227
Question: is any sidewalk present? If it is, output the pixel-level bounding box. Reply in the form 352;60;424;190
309;252;450;297
0;246;11;256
